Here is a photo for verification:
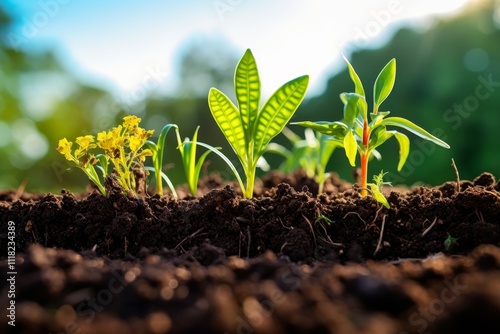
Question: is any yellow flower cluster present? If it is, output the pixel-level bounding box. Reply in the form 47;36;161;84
57;115;155;194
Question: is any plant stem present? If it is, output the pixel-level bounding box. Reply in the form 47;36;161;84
244;167;256;199
360;119;370;197
360;153;368;197
156;170;163;195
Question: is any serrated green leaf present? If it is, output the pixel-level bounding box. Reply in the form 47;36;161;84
344;130;357;166
343;55;365;97
292;121;347;137
235;49;260;139
392;131;410;171
381;117;450;148
369;183;390;208
208;88;248;165
253;75;309;157
373;59;396;110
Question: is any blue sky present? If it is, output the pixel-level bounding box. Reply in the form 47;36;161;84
3;0;471;97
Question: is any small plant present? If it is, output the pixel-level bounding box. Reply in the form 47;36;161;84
444;233;459;251
208;49;309;198
175;126;218;196
57;116;154;196
368;170;391;208
267;127;342;193
145;124;179;197
57;136;107;195
293;57;450;197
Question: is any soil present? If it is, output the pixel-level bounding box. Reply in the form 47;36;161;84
1;170;500;333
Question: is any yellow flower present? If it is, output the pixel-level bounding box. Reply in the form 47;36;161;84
75;135;95;151
97;131;115;151
123;115;141;130
129;135;144;152
134;127;154;140
56;138;73;160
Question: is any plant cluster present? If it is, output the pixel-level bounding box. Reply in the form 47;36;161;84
57;115;154;196
58;50;451;203
294;57;450;197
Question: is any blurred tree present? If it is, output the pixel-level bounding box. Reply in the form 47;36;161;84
0;5;111;192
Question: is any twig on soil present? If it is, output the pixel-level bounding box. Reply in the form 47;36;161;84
343;212;367;225
421;217;439;237
373;214;387;256
451;158;461;193
278;218;293;230
316;221;343;247
302;215;317;247
368;206;384;230
175;227;206;250
124;236;128;255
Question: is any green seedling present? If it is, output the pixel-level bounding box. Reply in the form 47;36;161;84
208;49;309;198
267;127;342;193
175;126;218;196
368;170;391;208
146;124;178;198
293;57;450;197
315;214;333;224
444;233;459;251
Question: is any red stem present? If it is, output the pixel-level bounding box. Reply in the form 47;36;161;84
360;119;370;197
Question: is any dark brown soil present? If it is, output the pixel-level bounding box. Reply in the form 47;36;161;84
1;170;500;333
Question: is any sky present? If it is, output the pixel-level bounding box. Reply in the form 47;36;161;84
3;0;472;98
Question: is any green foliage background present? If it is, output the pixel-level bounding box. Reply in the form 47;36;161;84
0;2;498;193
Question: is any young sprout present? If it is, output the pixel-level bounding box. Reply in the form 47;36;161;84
266;127;342;194
368;170;391;208
444;233;459;251
208;49;309;198
175;126;217;196
293;57;450;197
145;124;178;198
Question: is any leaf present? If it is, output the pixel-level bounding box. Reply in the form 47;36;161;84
369;125;389;151
208;88;248;164
341;93;362;128
343;130;357;166
292;121;347;137
373;58;396;110
369;183;390;208
343;55;365;96
235;49;261;139
369;111;391;128
381;117;450;148
253;75;309;158
392;131;410;171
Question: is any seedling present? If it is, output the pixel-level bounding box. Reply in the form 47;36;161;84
57;116;154;196
368;170;391;208
175;126;218;196
267;127;342;193
145;124;178;197
444;233;459;251
208;49;309;198
293;57;450;197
